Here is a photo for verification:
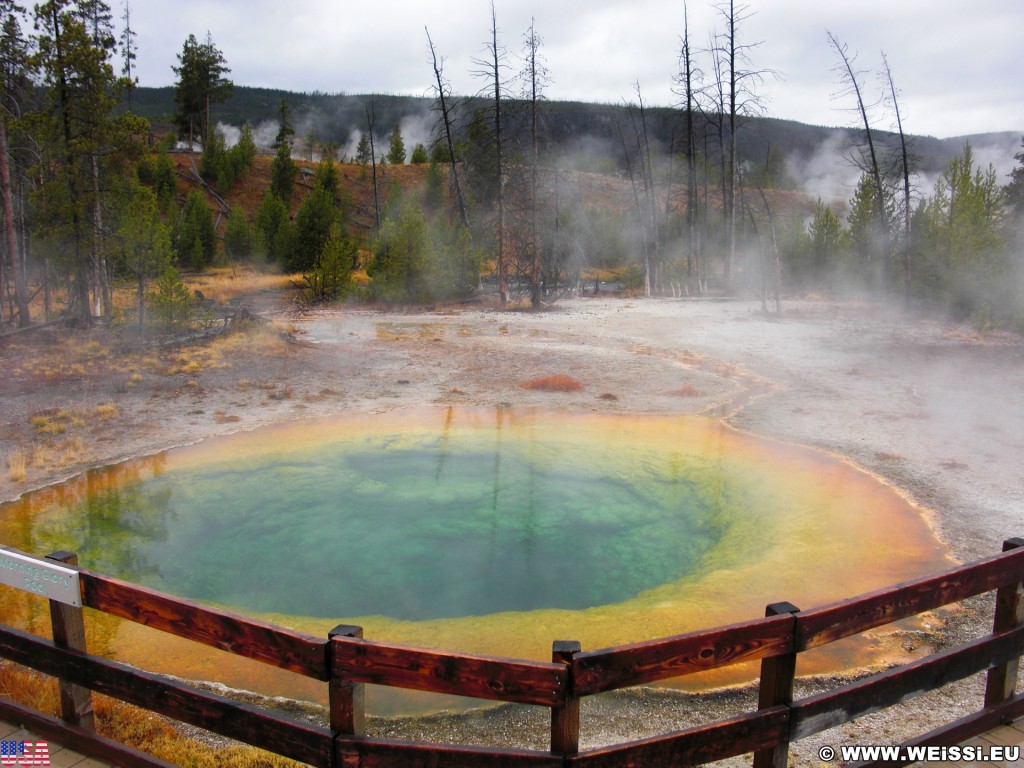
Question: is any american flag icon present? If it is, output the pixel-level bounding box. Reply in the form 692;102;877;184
0;740;50;766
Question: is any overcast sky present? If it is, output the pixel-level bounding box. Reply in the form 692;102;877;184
127;1;1023;141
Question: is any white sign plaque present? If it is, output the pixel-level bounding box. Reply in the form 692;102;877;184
0;549;81;607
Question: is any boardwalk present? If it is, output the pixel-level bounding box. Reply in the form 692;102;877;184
3;714;1023;768
1;718;114;768
945;720;1024;767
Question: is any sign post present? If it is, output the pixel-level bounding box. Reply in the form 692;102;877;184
0;548;80;607
44;551;94;730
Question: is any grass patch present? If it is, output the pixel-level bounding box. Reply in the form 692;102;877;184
518;374;583;392
95;402;119;420
6;451;27;482
184;267;294;305
29;409;83;435
0;662;303;767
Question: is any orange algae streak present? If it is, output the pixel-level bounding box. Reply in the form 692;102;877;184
0;408;951;714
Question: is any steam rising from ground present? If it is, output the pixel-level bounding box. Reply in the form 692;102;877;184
786;130;862;205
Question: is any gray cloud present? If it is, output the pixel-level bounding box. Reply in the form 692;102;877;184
130;0;1023;139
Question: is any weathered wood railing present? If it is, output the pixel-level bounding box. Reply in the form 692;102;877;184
0;538;1022;767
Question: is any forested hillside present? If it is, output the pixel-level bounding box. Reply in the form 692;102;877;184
1;3;1023;336
129;86;1013;183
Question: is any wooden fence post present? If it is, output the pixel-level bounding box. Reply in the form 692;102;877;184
328;625;365;737
984;537;1024;708
752;601;799;768
45;551;94;730
551;640;581;758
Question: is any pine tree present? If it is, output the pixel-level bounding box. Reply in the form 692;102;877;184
270;140;296;202
153;147;177;211
387;123;406;165
172;32;233;150
305;220;354;301
173;190;215;269
355;132;371;165
112;180;171;331
233;122;256;173
410;143;429;164
290;186;337;273
1006;136;1024;218
119;0;137;109
274;98;294;149
255;189;288;262
224;207;253;261
32;0;147;321
0;1;31;326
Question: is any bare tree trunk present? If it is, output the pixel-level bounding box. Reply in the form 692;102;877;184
487;3;508;306
828;30;889;285
616;117;650;294
426;27;470;232
882;52;912;304
757;184;781;314
0;118;28;327
91;153;106;318
635;84;659;296
680;2;698;295
365;102;380;230
725;0;737;290
526;19;542;308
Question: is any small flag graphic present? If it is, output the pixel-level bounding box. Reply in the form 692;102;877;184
0;740;49;766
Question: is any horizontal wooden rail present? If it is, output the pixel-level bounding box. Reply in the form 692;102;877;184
573;614;794;696
1;538;1023;768
567;706;790;767
796;544;1024;650
335;736;564;768
849;692;1024;768
331;635;568;707
0;697;174;768
791;625;1024;740
80;569;329;679
0;623;332;766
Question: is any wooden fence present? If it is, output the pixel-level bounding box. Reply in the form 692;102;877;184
0;538;1022;767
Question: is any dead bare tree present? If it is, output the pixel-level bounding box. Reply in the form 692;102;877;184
365;99;380;230
674;1;703;295
490;4;507;305
425;27;470;231
712;0;771;290
881;51;913;303
625;83;661;296
756;183;781;314
474;1;509;305
521;18;548;307
827;30;891;283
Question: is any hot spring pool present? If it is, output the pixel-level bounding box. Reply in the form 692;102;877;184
0;407;951;714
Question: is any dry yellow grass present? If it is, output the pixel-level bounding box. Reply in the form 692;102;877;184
95;402;119;420
6;451;27;482
184;267;295;305
209;322;290;358
0;662;303;768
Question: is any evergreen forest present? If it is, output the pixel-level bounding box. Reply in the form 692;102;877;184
2;0;1023;335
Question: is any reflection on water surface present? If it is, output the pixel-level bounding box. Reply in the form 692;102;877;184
0;407;951;714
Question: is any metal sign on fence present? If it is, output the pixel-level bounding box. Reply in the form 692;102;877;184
0;549;81;607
